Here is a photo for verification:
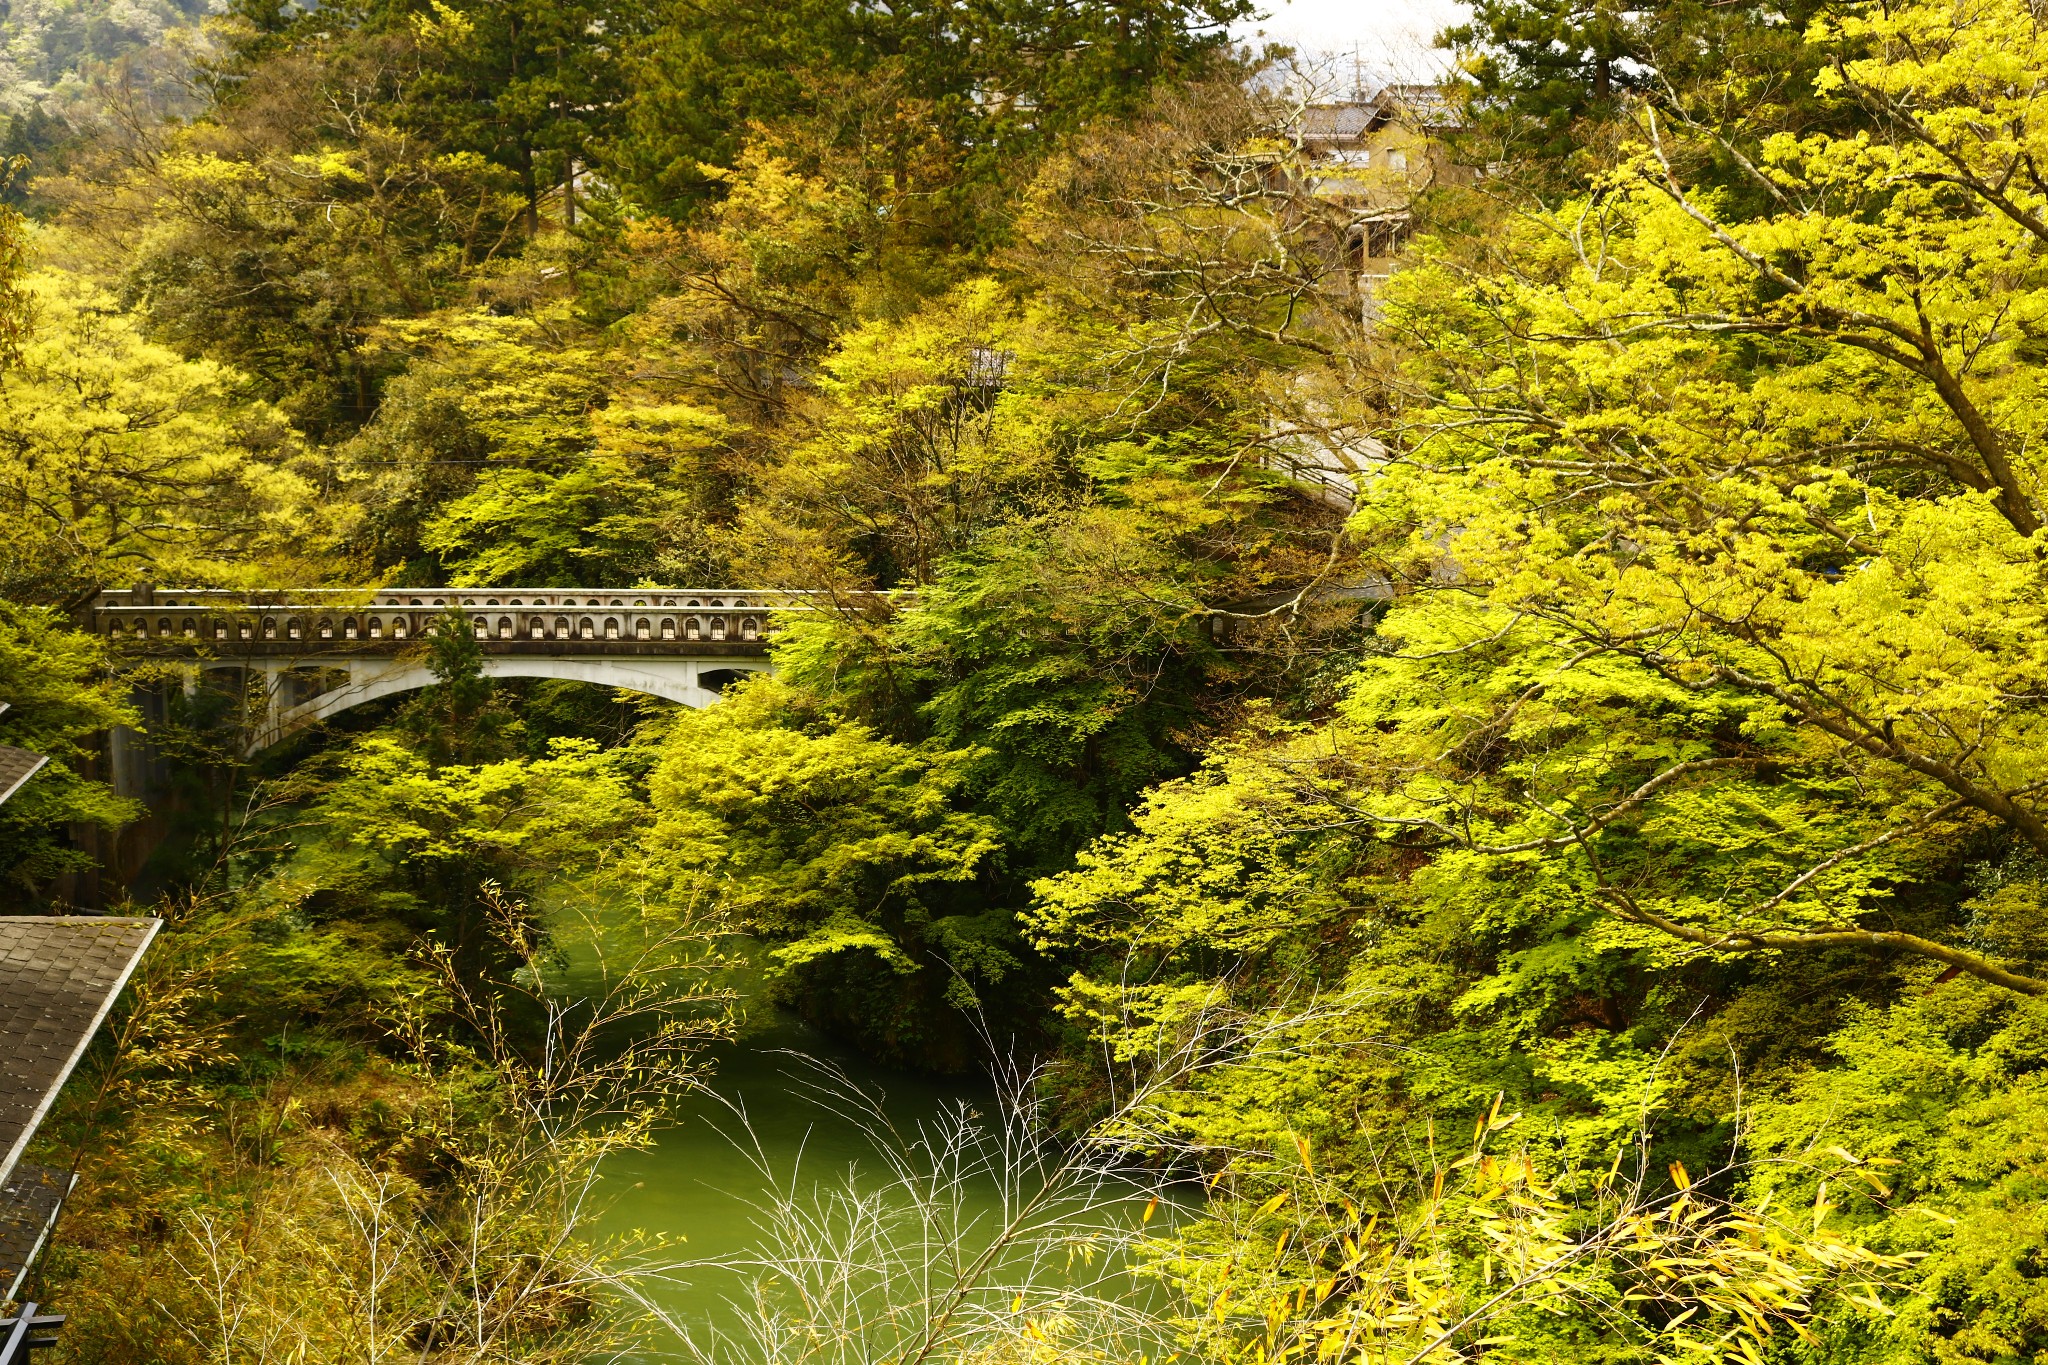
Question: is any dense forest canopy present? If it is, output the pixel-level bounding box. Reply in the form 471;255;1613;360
7;0;2048;1360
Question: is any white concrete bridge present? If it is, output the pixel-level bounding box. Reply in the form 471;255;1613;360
92;585;808;750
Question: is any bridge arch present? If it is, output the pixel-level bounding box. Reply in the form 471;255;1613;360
200;656;768;752
92;584;810;757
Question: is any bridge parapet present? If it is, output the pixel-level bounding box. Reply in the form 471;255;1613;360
90;587;817;657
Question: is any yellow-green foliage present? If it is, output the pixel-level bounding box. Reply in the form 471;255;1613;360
0;601;138;887
280;733;656;931
1021;2;2048;1358
36;0;2048;1360
37;877;722;1364
647;677;1012;1063
0;268;322;601
340;304;736;586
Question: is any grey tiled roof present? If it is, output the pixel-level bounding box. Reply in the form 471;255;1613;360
1300;86;1463;146
0;918;160;1189
0;748;47;808
1302;104;1377;140
0;1163;70;1301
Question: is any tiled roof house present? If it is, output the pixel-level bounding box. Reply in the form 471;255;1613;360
0;704;159;1358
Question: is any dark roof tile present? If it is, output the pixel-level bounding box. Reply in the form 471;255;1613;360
0;749;46;808
0;918;160;1189
0;1163;70;1300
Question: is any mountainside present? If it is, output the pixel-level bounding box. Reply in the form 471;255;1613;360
0;0;215;109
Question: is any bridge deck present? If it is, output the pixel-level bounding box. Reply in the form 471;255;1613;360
86;587;825;749
89;587;811;656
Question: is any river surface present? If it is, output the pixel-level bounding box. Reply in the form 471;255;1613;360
549;901;1176;1364
590;1010;1004;1360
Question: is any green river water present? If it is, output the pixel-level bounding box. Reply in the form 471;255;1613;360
549;903;1173;1364
590;1010;1003;1360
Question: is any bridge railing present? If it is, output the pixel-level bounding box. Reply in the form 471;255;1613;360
90;588;832;651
